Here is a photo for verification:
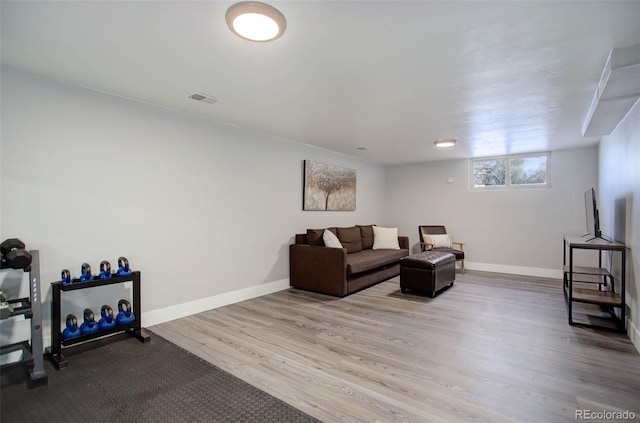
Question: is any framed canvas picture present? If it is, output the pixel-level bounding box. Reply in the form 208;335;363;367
303;160;356;211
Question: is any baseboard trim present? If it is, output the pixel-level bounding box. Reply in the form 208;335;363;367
142;279;291;327
629;319;640;354
465;261;563;279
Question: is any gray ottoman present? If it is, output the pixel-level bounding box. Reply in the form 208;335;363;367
400;251;456;297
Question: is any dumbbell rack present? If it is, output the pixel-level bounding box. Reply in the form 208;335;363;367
47;271;150;370
0;250;48;388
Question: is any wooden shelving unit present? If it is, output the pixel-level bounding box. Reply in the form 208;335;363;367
563;235;626;332
562;265;613;289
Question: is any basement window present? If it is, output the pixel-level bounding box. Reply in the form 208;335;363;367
471;152;550;190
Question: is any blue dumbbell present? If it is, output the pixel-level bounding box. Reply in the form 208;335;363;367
98;260;112;279
80;308;99;335
61;269;72;285
79;263;94;282
116;257;132;276
116;299;135;325
98;304;116;330
62;314;81;339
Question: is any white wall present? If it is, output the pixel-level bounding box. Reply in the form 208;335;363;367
599;99;640;351
0;67;386;346
384;147;599;277
2;65;628;352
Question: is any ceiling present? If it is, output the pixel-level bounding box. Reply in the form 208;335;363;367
2;1;639;165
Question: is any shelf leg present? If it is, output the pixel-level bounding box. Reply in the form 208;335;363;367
568;247;574;325
621;249;626;333
131;272;150;343
131;329;151;343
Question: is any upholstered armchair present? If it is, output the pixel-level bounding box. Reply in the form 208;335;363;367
418;225;465;273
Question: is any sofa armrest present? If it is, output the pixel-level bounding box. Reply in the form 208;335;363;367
290;244;348;296
398;236;409;250
452;242;465;251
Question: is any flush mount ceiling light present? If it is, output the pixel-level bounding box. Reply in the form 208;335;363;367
434;139;457;148
226;1;286;42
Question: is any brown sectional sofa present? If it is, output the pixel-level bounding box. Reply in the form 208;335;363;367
290;225;409;297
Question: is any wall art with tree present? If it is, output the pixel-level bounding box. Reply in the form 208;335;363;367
303;160;356;211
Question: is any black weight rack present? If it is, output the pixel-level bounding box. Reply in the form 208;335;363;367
47;271;150;370
0;250;48;388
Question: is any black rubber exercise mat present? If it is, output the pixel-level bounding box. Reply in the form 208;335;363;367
1;332;320;423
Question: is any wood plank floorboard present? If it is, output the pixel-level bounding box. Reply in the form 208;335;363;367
151;271;640;422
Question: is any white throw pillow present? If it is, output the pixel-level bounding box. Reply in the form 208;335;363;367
372;226;400;250
424;233;451;249
323;229;343;248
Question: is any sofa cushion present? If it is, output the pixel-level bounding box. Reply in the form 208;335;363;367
423;233;452;248
358;225;375;250
323;229;343;248
307;227;337;246
306;229;325;246
346;249;408;274
337;226;362;253
372;226;400;250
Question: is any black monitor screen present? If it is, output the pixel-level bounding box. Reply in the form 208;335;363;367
584;187;601;238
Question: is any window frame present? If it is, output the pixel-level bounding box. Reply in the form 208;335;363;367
470;152;551;191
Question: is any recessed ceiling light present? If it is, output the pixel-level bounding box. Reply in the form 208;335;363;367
226;2;286;42
434;139;457;148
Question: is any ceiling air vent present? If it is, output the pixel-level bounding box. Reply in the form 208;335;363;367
188;93;219;104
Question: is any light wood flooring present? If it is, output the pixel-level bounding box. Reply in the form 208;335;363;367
151;271;640;422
